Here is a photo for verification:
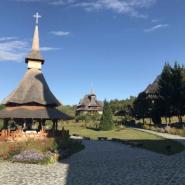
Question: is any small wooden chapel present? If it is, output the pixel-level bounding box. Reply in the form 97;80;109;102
0;13;69;137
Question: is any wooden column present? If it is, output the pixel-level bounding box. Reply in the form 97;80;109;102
38;120;42;131
52;120;59;136
23;120;27;131
3;119;9;130
52;120;56;136
55;120;58;131
41;119;46;131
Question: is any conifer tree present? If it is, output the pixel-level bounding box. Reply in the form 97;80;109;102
158;63;173;120
171;63;185;123
100;101;114;131
133;92;150;124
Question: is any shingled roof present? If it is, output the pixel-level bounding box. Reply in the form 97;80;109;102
144;75;160;94
0;106;71;120
88;96;99;107
77;93;103;112
1;68;61;106
26;50;44;63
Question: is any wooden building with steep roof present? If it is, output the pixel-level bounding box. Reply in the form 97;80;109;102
144;75;160;99
76;91;103;115
0;13;70;132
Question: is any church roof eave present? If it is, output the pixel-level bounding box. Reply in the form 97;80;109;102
1;69;61;107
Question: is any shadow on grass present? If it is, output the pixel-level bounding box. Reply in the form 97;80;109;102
111;139;185;155
85;127;100;131
63;133;185;156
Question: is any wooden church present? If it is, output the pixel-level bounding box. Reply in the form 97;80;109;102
0;13;69;135
144;75;160;100
76;91;103;115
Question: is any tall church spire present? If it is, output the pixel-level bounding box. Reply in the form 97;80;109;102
90;82;95;95
32;12;41;51
26;12;44;70
32;23;40;51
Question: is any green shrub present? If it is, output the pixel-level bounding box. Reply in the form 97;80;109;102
178;129;185;136
75;114;101;129
158;128;165;133
100;101;114;131
143;124;150;130
136;122;144;128
0;105;4;111
167;127;181;135
42;152;59;164
75;115;88;122
149;126;157;131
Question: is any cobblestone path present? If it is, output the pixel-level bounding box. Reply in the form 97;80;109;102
0;140;185;185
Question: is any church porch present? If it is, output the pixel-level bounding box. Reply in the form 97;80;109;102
0;106;71;141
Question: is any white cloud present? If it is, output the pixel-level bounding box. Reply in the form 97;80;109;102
0;39;28;62
144;24;169;32
50;31;70;36
0;37;18;41
49;0;77;5
0;37;60;62
16;0;158;18
74;0;156;17
15;0;48;2
40;47;61;51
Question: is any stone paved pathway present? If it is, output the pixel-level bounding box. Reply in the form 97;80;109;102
0;140;185;185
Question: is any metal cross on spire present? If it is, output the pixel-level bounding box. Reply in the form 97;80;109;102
33;12;42;25
90;82;95;95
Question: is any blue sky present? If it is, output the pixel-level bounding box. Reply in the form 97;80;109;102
0;0;185;105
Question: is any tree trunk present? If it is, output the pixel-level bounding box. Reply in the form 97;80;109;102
149;118;152;124
52;121;55;131
41;120;46;131
169;117;171;124
38;120;42;131
142;117;145;124
165;117;167;125
55;121;58;131
178;115;182;123
180;116;183;124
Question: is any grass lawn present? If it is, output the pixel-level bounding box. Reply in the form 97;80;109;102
63;122;185;155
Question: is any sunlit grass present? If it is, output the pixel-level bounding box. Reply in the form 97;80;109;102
62;122;185;155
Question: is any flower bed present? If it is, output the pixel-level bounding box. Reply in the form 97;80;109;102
12;150;58;165
0;129;85;164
